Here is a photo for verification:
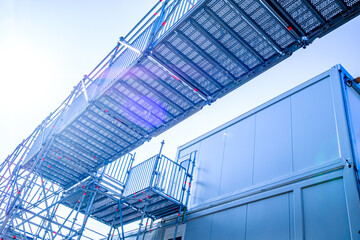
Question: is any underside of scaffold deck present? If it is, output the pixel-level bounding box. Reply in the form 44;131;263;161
1;0;360;239
21;0;360;188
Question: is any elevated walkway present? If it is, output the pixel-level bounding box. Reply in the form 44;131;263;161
2;0;360;238
20;0;360;190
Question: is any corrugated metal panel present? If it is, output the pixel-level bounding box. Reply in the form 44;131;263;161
155;0;204;43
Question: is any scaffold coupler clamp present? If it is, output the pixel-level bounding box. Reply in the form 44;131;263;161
301;36;309;49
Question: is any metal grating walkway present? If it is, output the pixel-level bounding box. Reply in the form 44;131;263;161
1;0;360;238
19;0;360;189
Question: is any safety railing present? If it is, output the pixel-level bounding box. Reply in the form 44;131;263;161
153;155;187;202
98;153;134;193
91;0;201;95
122;155;157;197
21;0;201;167
101;153;134;185
123;153;195;205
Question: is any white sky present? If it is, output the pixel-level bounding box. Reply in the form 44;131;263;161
0;0;360;238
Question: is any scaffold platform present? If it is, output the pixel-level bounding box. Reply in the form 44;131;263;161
20;0;360;189
119;152;195;225
1;0;360;239
60;153;134;226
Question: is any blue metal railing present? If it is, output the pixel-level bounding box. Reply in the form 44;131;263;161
153;155;187;202
95;153;134;194
123;153;195;204
122;155;157;196
102;153;134;185
22;0;201;166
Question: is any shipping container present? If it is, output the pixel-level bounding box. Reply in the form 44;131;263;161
129;65;360;240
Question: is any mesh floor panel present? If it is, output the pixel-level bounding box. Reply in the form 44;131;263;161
24;0;360;189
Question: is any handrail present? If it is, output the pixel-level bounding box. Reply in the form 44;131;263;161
5;0;200;168
123;154;193;204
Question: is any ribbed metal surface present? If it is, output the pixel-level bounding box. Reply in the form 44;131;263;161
117;154;192;225
123;155;157;196
63;184;121;226
62;154;191;226
103;153;133;185
345;0;360;6
22;0;360;189
123;155;187;201
5;2;360;238
277;0;322;32
61;153;133;226
153;155;187;202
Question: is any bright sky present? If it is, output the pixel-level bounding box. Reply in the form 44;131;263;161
1;0;360;238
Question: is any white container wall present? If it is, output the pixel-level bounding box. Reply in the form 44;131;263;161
153;65;360;240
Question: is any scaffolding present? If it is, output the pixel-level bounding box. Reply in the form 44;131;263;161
0;137;195;240
1;0;360;239
120;150;196;240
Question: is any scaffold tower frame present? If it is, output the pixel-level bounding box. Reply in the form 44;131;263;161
1;0;360;239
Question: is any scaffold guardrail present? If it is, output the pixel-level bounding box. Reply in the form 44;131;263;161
1;0;360;238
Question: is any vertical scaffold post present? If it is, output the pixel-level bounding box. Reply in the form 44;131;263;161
107;221;115;240
117;152;135;240
142;218;154;240
141;217;150;240
0;81;82;237
75;166;106;240
173;206;182;240
53;200;77;238
147;0;184;51
38;175;59;239
65;193;88;239
146;0;169;50
136;141;165;240
118;199;125;240
158;140;165;157
107;203;121;240
76;183;98;240
81;75;89;103
173;151;196;239
136;204;148;240
182;151;196;222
